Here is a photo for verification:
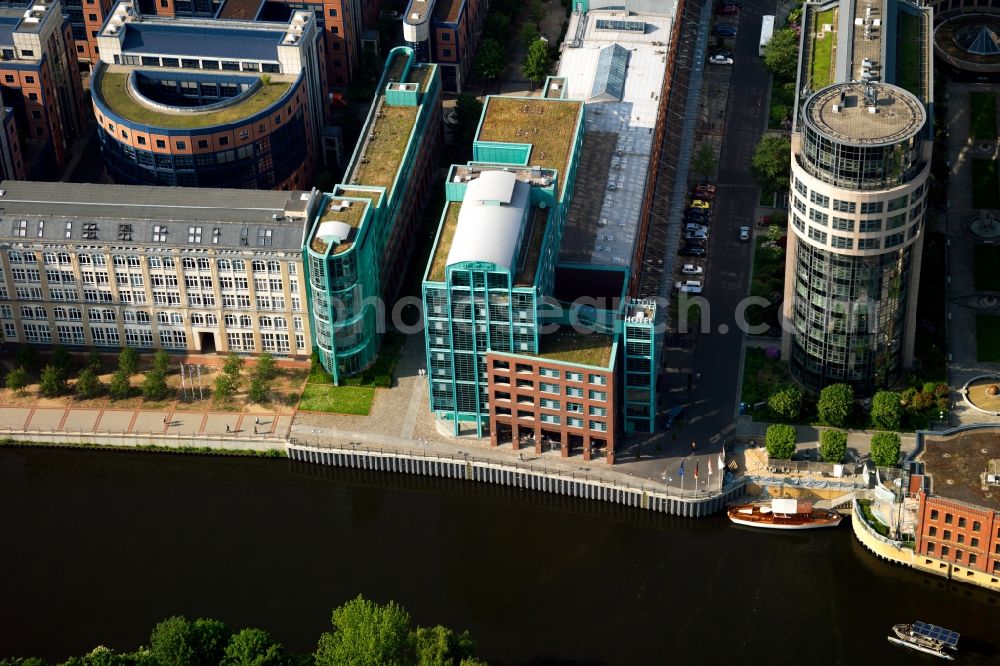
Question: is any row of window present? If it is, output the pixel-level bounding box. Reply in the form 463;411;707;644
497;360;607;384
7;251;294;275
115;54;281;74
535;413;607;430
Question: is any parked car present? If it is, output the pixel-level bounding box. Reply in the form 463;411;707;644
694;182;716;193
690;199;711;209
738;226;751;241
685;223;709;233
716;4;739;15
686;230;709;241
713;24;738;36
686;211;711;222
675;280;703;294
681;264;704;275
692;187;715;199
709;55;734;65
679;244;707;257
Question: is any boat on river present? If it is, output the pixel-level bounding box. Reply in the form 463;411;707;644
726;498;843;530
887;621;959;660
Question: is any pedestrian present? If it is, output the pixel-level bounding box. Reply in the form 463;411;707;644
226;424;230;433
518;452;523;461
255;416;260;425
691;440;697;452
253;425;258;435
162;415;166;425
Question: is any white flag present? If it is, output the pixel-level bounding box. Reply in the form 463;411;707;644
708;458;713;475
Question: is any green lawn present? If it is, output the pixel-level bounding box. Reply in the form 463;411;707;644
974;244;1000;291
972;159;1000;209
768;80;796;130
976;315;1000;362
810;9;836;88
970;92;998;140
897;12;922;98
298;384;375;415
741;347;791;406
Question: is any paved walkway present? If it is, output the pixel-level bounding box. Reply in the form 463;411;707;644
734;418;917;460
0;390;293;440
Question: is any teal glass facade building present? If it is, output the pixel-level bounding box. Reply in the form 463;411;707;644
305;47;442;383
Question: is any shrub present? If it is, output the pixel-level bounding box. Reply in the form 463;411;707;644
119;347;139;376
15;346;39;373
254;353;278;382
248;376;268;404
870;431;901;467
768;384;803;420
151;350;171;375
86;350;104;372
223;353;245;379
109;369;132;400
819;429;848;463
765;423;797;460
870;390;902;430
215;374;238;403
75;366;102;400
141;370;169;401
817;383;853;426
6;367;29;395
50;346;72;378
39;364;67;398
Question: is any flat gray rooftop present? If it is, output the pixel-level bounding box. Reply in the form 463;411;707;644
805;82;925;144
0;181;312;250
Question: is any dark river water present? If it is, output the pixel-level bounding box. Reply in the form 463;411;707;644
2;447;1000;665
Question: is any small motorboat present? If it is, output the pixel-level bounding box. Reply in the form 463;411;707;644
887;621;959;660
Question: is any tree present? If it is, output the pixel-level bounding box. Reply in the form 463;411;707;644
87;350;104;372
152;350;171;375
141;370;169;401
453;93;484;147
752;135;792;193
767;385;803;421
254;353;278;382
765;423;797;460
522;39;552;86
484;13;511;42
119;347;139;376
473;39;505;83
150;616;231;666
248;376;268;404
6;367;29;395
223;353;245;380
222;628;285;666
150;616;197;666
870;390;902;430
411;625;476;666
819;429;848;464
762;28;800;80
870;431;901;467
109;369;132;400
528;0;546;27
75;366;102;400
50;346;72;378
518;21;538;50
314;595;412;666
39;364;67;398
215;373;238;403
15;345;39;373
692;143;718;181
817;383;854;427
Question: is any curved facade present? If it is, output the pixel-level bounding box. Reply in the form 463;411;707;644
785;83;930;395
92;66;312;189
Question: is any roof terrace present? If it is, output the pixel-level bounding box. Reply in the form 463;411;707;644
428;201;461;281
536;326;613;368
920;430;1000;512
476;97;582;198
432;0;463;23
96;67;294;129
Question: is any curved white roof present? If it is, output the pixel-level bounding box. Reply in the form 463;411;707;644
446;171;529;271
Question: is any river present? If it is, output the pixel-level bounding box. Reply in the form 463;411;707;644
1;447;999;665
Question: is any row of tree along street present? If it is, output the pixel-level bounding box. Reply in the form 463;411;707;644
1;596;486;666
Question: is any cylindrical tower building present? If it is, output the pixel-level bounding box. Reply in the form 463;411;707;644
782;82;931;395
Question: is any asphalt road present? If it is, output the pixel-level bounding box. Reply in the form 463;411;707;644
619;0;774;485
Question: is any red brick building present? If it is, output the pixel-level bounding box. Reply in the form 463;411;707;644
911;431;1000;578
486;328;617;463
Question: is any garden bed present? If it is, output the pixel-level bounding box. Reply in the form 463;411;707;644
974;244;1000;291
970;91;998;140
972;159;1000;209
976;314;1000;362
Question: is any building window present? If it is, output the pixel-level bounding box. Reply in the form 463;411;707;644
589;420;607;432
941;546;950;557
945;513;953;524
188;226;202;243
972;537;979;548
442;49;452;57
858;238;880;250
258;228;273;246
958;517;967;528
969;554;977;566
566;372;582;382
588;374;606;385
328;8;337;15
809;191;829;208
929;526;937;537
927;542;935;553
831;235;853;249
860;201;883;214
930;509;939;520
859;218;882;232
944;530;951;541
